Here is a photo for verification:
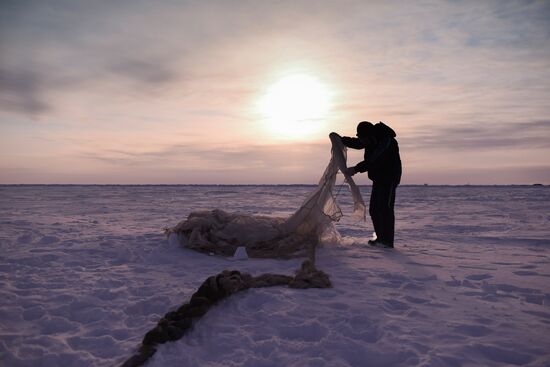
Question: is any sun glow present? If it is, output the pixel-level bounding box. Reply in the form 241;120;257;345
258;74;332;139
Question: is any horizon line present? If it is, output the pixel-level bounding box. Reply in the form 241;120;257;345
0;183;547;187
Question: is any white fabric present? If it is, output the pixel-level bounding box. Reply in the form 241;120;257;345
169;135;366;258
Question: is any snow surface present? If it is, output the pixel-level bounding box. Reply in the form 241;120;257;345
1;184;549;367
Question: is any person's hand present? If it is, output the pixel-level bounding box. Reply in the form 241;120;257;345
329;132;341;140
345;167;356;176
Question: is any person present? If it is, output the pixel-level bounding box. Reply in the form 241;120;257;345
334;121;402;248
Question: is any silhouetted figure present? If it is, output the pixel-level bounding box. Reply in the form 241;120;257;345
335;121;402;248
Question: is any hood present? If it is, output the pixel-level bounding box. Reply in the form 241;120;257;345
374;122;396;138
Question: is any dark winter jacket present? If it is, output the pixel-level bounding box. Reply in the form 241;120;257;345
341;122;402;184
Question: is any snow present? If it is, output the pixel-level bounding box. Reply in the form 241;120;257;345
0;184;549;367
232;246;249;260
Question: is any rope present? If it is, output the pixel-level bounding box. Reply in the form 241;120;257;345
120;260;331;367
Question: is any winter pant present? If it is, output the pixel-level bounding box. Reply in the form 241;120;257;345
369;180;398;245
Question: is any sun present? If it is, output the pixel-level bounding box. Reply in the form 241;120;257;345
258;74;332;139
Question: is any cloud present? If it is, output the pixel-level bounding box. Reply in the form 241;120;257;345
406;164;550;185
2;1;549;117
79;142;328;171
1;0;549;183
402;120;550;151
106;58;178;86
72;141;333;184
0;68;50;114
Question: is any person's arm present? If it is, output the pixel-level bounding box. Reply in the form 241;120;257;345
329;132;364;149
353;137;392;173
341;136;364;149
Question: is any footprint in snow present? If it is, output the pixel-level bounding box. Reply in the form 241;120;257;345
513;270;538;276
38;235;60;245
453;324;493;337
403;295;430;304
383;299;410;312
16;233;33;244
465;274;493;281
277;321;328;342
327;302;350;311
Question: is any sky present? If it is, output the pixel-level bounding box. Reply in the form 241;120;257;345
1;0;549;185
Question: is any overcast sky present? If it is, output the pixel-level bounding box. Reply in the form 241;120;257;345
1;0;549;184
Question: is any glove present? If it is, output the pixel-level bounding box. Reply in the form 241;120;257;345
345;167;356;176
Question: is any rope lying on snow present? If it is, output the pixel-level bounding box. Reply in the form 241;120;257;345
120;260;331;367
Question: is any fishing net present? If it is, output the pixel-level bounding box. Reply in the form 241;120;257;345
123;135;368;366
167;134;366;260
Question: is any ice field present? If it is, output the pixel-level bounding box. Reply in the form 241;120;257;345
1;184;549;366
